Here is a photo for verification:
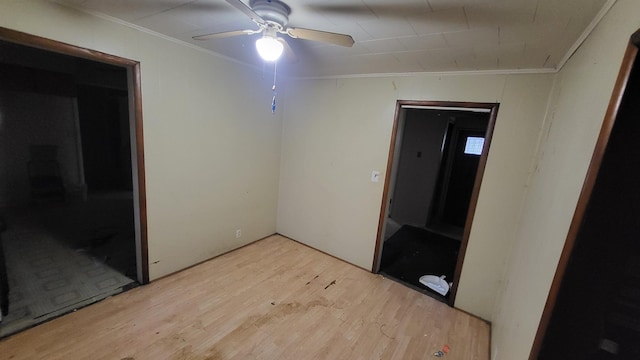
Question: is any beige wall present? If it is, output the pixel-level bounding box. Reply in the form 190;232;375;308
491;0;640;358
277;73;555;319
0;0;283;280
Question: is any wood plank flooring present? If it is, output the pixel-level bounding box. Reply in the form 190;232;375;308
0;235;490;360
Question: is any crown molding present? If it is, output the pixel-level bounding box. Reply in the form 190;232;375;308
53;1;262;73
54;0;618;81
291;67;557;80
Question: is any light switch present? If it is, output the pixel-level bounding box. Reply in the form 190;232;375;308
371;170;380;182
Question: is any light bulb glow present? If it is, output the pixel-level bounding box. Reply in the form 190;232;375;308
256;36;283;61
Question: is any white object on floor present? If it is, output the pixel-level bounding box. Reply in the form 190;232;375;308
419;275;450;296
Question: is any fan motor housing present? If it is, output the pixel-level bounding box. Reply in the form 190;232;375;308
250;0;291;27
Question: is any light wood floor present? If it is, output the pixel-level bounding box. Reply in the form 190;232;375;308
0;235;490;360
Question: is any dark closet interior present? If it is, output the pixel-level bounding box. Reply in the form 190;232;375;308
538;46;640;359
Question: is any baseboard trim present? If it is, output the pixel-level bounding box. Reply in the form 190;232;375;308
276;233;372;274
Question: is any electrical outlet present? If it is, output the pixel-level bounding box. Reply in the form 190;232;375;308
235;229;242;238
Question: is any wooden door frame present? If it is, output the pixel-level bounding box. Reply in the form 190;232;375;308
0;27;150;284
372;100;499;306
529;29;640;359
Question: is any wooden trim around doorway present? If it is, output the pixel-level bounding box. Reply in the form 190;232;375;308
372;100;499;307
529;30;640;359
131;63;150;284
372;101;403;272
0;27;150;284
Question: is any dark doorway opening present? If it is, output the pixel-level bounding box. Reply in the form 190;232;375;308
0;28;148;338
533;30;640;360
373;101;498;305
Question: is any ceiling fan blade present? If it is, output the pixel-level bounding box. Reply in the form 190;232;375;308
278;38;297;63
287;27;354;47
193;29;256;40
225;0;266;25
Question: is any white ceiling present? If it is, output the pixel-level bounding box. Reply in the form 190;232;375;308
55;0;611;77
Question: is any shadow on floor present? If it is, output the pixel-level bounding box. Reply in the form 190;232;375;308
0;192;138;337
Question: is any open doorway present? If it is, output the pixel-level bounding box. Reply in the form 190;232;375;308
0;28;148;337
373;101;498;305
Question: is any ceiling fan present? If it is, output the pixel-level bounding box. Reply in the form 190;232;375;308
192;0;355;62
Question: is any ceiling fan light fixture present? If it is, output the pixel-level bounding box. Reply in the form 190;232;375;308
256;35;283;61
256;36;284;61
194;0;354;63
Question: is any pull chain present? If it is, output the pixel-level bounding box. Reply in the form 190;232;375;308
271;60;277;113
